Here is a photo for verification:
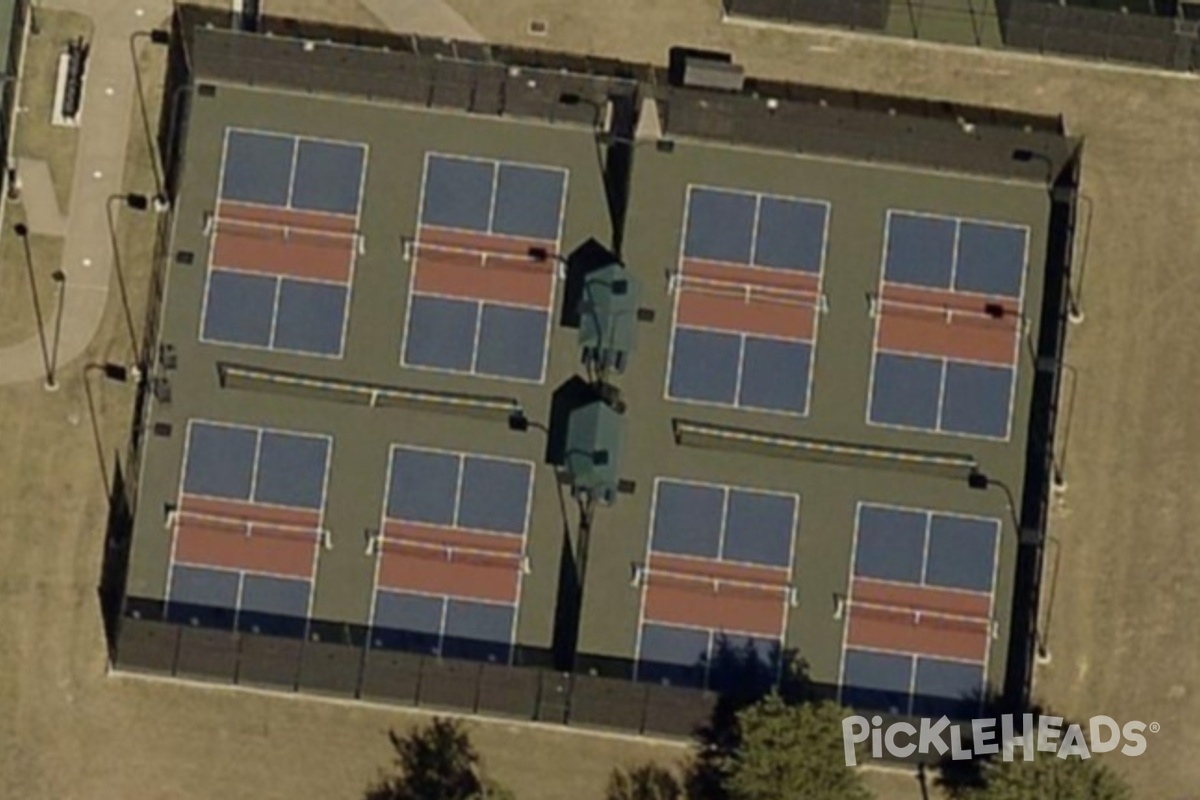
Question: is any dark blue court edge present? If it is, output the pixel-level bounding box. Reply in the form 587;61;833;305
105;4;1080;746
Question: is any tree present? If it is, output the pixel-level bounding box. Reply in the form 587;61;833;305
605;763;684;800
718;693;871;800
366;717;514;800
962;755;1132;800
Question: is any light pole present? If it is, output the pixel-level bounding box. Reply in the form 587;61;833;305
1013;147;1086;325
1035;356;1078;494
128;30;171;206
1066;194;1092;325
83;361;132;492
14;222;55;389
48;268;65;386
106;192;152;362
967;470;1052;664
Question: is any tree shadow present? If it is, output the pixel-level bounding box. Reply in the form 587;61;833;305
934;691;1047;797
606;761;685;800
684;639;811;800
364;719;503;800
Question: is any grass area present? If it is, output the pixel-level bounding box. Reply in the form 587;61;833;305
187;0;387;29
117;16;170;362
0;203;64;348
12;10;92;214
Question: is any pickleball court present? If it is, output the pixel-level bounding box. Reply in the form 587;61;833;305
200;128;367;358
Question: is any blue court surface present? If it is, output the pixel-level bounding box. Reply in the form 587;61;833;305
403;295;548;382
183;421;330;510
883;211;1027;299
636;623;781;693
221;129;367;216
202;270;349;357
167;564;313;637
869;352;1015;439
371;590;516;663
386;446;533;536
853;503;998;593
650;479;797;568
840;649;984;719
668;328;813;415
420;153;567;240
683;186;829;272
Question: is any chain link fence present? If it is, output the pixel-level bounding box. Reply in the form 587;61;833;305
725;0;1200;71
112;607;719;738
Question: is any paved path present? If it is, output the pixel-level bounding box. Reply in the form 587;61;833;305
358;0;483;40
0;0;171;385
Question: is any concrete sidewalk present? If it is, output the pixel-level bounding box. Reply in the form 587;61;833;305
0;0;172;385
358;0;483;40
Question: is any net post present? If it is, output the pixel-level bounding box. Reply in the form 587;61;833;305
521;556;532;575
401;236;413;262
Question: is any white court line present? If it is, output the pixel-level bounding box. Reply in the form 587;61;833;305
934;357;950;433
372;445;522;661
949;216;962;291
467;299;485;375
399;152;435;370
285;133;301;208
906;654;920;716
247;428;264;502
716;486;731;561
486;159;500;233
639;478;798;686
748;193;762;266
919;510;933;586
266;276;283;350
732;334;748;412
660;185;693;405
836;501;867;707
863;209;893;432
649;477;798;569
801;199;834;417
840;641;988;668
451;453;466;528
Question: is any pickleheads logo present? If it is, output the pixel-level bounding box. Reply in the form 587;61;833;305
842;714;1158;766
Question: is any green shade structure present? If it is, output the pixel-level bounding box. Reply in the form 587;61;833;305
578;263;639;375
563;399;625;505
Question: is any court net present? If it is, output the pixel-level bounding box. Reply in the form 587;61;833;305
168;509;331;549
632;564;798;606
848;600;996;638
868;295;1022;329
212;216;364;254
407;239;558;277
369;535;531;574
671;273;829;313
